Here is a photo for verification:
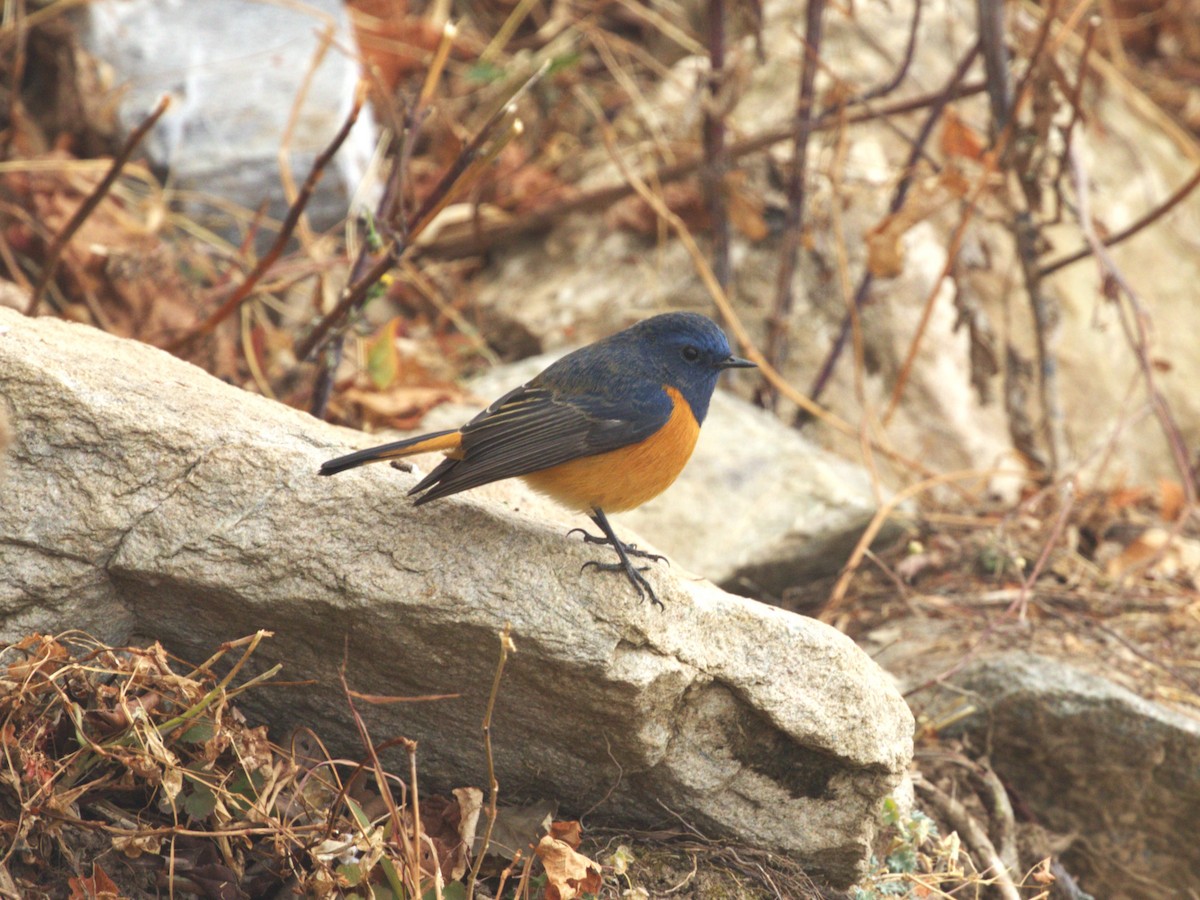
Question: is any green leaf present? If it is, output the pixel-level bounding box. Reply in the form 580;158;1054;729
546;52;582;75
466;61;504;84
885;845;917;874
183;782;218;819
338;862;365;887
366;319;401;390
178;720;215;744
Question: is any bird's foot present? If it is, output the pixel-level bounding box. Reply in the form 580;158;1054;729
567;528;668;564
580;557;663;609
573;509;668;608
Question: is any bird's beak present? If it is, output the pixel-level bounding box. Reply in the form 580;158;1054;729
719;355;756;369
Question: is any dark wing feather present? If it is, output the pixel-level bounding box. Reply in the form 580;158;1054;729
409;381;670;504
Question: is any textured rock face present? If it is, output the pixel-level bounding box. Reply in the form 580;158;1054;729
76;0;376;243
0;308;913;887
912;652;1200;898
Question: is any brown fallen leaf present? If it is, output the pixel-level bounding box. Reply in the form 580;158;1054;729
339;384;464;431
940;108;986;161
535;834;602;900
864;173;951;278
548;819;582;849
1105;527;1200;584
68;863;122;900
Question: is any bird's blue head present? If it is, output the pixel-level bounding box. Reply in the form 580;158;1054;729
624;312;755;423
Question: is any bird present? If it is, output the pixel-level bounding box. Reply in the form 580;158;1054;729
319;312;755;606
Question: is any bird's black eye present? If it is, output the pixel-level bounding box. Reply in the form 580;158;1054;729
681;345;701;363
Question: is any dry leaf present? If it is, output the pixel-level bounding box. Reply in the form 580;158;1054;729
940;108;986;161
68;863;122;899
1159;479;1186;522
725;171;768;240
864;174;949;278
535;834;602;900
1105;528;1200;584
607;181;708;235
549;819;583;849
339;384;462;430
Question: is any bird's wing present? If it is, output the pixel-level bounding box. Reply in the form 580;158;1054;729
409;381;671;503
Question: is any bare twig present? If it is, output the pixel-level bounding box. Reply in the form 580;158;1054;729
977;0;1014;133
855;0;922;105
805;41;981;410
913;775;1022;900
26;95;171;316
1039;164;1200;278
756;0;825;410
465;625;514;900
1051;16;1100;225
337;663;421;897
168;85;366;351
1066;143;1198;504
1009;479;1076;621
417;79;988;261
297;63;546;367
701;0;732;293
821;466;1009;621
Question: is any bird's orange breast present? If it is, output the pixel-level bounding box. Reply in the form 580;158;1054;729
522;386;700;512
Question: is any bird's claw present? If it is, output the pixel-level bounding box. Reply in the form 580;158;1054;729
578;556;664;609
568;529;668;565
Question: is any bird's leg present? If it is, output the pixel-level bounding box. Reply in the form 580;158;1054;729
572;508;665;608
566;523;667;564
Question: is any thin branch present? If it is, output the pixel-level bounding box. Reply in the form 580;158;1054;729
1066;143;1198;504
1039;164;1200;278
977;0;1014;133
914;775;1022;900
465;625;514;900
805;41;981;410
1008;478;1076;621
297;62;547;366
26;95;171;316
417;79;988;261
756;0;825;410
701;0;732;293
854;0;922;105
168;85;366;352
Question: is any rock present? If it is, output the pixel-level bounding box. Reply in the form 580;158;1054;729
417;351;892;598
0;308;913;888
75;0;376;243
918;652;1200;898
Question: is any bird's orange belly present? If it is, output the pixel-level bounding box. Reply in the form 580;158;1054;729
522;386;700;512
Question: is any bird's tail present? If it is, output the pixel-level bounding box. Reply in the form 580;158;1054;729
319;430;462;476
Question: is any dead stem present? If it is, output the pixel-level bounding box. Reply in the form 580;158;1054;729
466;624;514;900
805;41;981;412
756;0;825;411
1039;164;1200;278
913;775;1022;900
701;0;731;294
26;95;171;316
418;79;988;261
169;85;366;352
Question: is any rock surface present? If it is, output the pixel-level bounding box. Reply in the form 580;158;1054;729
908;651;1200;898
76;0;376;242
0;308;913;887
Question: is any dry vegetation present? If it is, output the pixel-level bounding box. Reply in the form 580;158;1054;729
2;0;1200;897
